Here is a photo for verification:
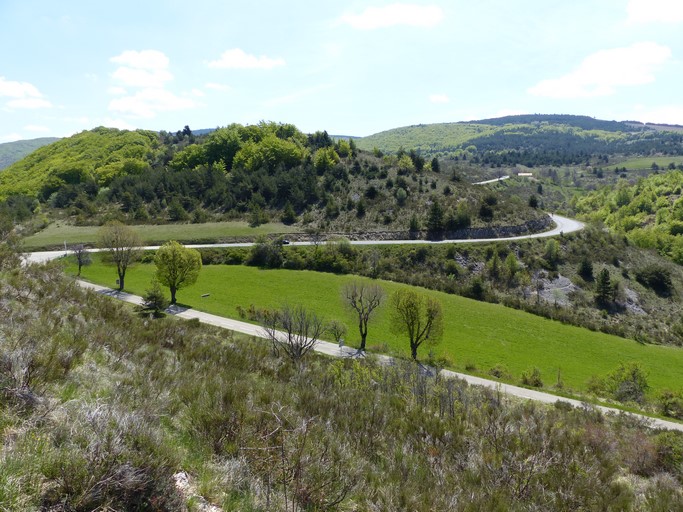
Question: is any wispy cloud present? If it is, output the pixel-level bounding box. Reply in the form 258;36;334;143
0;132;23;142
263;84;333;107
23;124;50;133
109;88;197;118
340;4;444;29
108;50;196;119
528;42;671;98
627;0;683;24
205;82;231;92
208;49;285;70
0;76;52;109
626;104;683;125
429;94;450;104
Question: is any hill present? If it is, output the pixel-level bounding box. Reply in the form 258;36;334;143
0;136;59;170
0;127;161;199
1;122;544;235
3;257;683;510
357;114;683;166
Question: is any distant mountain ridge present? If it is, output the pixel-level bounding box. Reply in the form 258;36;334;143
356;114;683;166
0;137;60;170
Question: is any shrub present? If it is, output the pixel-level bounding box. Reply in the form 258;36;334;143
605;362;650;404
635;265;674;297
520;367;543;387
657;389;683;419
488;364;512;380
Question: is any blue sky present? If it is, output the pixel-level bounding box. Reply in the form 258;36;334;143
1;0;682;141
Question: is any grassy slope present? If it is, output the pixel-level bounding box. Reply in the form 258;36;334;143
606;156;683;170
356;122;495;154
23;221;301;249
71;256;683;395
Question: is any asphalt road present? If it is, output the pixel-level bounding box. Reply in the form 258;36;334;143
23;213;584;264
27;214;683;431
75;280;683;432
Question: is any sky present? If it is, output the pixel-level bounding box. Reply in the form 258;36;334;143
1;0;683;142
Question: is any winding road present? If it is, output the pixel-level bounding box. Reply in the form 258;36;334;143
24;213;683;432
24;213;584;264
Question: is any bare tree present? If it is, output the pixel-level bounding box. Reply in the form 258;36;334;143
97;222;141;291
326;320;347;346
391;289;443;360
71;244;91;276
342;281;384;351
262;304;325;363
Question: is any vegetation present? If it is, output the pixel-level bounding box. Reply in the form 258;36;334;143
391;289;444;360
97;221;141;290
154;240;202;304
3;247;683;510
0;136;59;170
70;256;683;398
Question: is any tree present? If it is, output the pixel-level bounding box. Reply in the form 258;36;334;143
262;304;325;363
98;222;142;291
595;268;613;307
326;320;347;346
71;244;91;276
342;281;384;351
426;200;444;237
391;289;443;360
140;279;169;317
578;257;593;281
431;157;440;174
154;240;202;305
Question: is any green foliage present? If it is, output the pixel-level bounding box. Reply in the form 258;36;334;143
154;240;202;304
603;362;650;404
520;367;543;387
0;136;59;170
0;127;160;198
635;265;674;297
140;278;169;317
595;268;614;307
390;289;444;360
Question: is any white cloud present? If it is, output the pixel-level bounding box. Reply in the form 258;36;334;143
627;0;683;24
109;88;197;118
205;82;231;92
0;76;51;109
263;84;332;107
626;104;683;125
102;117;137;130
7;98;52;109
528;42;671;98
110;50;173;88
429;94;450;104
107;86;127;95
191;88;205;97
111;66;173;88
24;124;50;133
110;50;169;70
207;48;285;69
340;4;444;29
0;133;23;142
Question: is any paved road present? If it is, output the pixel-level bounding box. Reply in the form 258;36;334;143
76;281;683;432
23;213;584;264
473;175;510;185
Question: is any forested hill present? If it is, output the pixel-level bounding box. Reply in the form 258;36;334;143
0;123;543;233
0;136;59;170
357;114;683;166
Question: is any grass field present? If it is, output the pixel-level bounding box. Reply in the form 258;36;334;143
607;156;683;171
67;255;683;396
23;221;300;249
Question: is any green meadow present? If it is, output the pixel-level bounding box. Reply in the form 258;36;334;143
23;221;299;249
607;156;683;171
68;254;683;396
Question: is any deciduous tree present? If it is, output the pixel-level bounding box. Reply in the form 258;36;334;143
262;304;325;363
98;221;141;291
391;289;443;360
154;240;202;304
342;281;384;351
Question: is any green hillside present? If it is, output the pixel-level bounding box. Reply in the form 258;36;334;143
0;127;160;199
575;169;683;263
357;114;683;166
0;136;59;170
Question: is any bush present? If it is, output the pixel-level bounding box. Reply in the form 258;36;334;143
520;367;543;387
657;389;683;419
606;362;650;404
635;265;674;297
488;364;512;380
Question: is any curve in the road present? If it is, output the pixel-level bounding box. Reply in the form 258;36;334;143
23;213;584;264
